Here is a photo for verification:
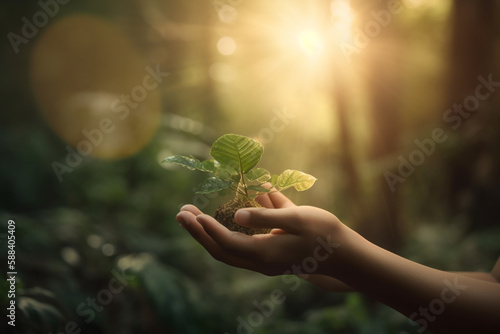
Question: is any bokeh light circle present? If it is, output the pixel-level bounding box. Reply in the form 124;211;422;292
217;36;237;55
30;14;161;159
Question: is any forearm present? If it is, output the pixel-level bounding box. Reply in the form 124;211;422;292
331;231;500;334
451;272;499;283
302;274;355;292
304;272;495;299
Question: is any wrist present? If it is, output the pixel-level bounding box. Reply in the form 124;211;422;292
320;224;370;279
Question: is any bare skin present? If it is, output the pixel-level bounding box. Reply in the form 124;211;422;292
176;190;500;334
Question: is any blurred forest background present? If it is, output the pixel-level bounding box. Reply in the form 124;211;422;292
1;0;499;333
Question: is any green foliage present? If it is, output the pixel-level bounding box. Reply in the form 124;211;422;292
163;134;317;200
195;176;233;194
272;169;318;192
2;1;499;333
210;133;264;174
17;288;67;334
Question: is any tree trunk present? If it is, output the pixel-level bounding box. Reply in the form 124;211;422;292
446;0;499;231
348;0;403;251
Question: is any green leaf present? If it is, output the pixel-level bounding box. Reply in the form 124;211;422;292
272;169;317;192
210;134;263;174
246;168;271;182
18;298;64;328
214;164;239;181
230;173;241;183
269;174;278;186
200;159;217;174
247;185;271;193
195;177;233;194
162;155;210;172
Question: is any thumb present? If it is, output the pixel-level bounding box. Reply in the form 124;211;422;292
234;207;303;234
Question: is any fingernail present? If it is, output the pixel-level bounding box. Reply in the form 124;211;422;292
196;214;207;223
176;214;188;229
235;209;250;224
262;182;272;189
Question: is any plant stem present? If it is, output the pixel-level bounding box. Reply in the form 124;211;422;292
241;178;249;198
235;176;249;200
232;185;247;198
235;161;249;200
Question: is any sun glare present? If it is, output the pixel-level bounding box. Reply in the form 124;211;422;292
330;0;354;41
297;29;323;56
330;0;352;21
217;36;237;56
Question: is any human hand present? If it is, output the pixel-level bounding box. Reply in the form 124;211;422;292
176;191;355;277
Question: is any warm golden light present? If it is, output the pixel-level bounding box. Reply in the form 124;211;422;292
330;0;354;41
30;15;161;159
297;29;323;56
330;0;352;22
209;62;237;83
217;4;238;23
217;36;237;56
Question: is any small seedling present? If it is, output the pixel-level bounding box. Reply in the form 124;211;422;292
163;134;316;235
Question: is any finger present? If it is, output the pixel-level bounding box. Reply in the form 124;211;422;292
255;183;277;208
255;193;275;208
267;191;295;208
176;211;201;233
197;214;303;269
234;207;303;234
176;212;261;270
196;214;265;259
256;189;295;209
270;228;287;235
179;204;203;216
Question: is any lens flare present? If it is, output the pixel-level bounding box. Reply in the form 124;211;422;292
330;0;354;41
209;62;237;83
30;14;161;159
330;0;352;22
217;36;237;55
297;29;323;56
